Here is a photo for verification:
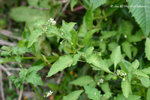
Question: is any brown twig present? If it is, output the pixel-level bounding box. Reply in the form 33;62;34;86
0;69;5;100
18;90;23;100
56;71;64;84
0;30;22;40
56;0;70;21
0;39;17;46
0;65;12;76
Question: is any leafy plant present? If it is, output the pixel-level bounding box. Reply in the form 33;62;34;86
1;0;150;100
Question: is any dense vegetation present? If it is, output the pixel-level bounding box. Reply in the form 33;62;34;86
0;0;150;100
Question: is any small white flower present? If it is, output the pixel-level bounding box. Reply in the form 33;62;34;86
48;18;56;25
124;35;127;38
61;32;64;35
122;78;125;81
46;90;53;97
99;78;104;84
124;73;127;76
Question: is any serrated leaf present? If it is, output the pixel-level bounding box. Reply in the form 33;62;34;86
101;31;117;39
138;76;150;88
147;88;150;100
26;72;44;86
126;0;150;36
122;41;132;59
85;46;94;57
70;0;78;11
111;46;122;70
90;0;107;10
28;28;44;47
84;8;93;29
47;55;73;77
84;85;101;100
145;38;150;61
0;58;15;64
114;94;140;100
28;65;44;73
134;70;149;78
142;67;150;74
70;76;95;86
121;79;131;98
86;54;111;73
100;82;112;98
61;21;76;34
27;0;39;7
61;21;76;42
72;53;81;65
131;60;139;70
62;90;83;100
118;20;133;36
127;30;143;42
19;69;28;81
83;29;99;45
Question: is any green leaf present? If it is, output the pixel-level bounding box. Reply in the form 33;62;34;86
61;21;76;34
127;30;143;42
28;28;44;47
46;25;60;38
111;46;122;70
70;76;95;86
142;67;150;74
101;31;117;40
90;0;107;10
47;55;73;77
100;82;112;98
138;76;150;88
62;90;83;100
126;0;150;36
133;70;149;78
84;8;93;29
27;0;39;7
122;41;132;59
145;38;150;61
85;46;94;57
83;29;99;45
19;69;28;81
84;85;101;100
61;21;76;42
131;60;139;70
28;65;44;73
10;6;49;22
114;94;140;100
70;0;78;11
86;54;111;73
26;72;44;86
118;20;133;36
72;53;81;65
121;79;131;98
0;58;15;64
147;88;150;100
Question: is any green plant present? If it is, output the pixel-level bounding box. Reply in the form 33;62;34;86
1;0;150;100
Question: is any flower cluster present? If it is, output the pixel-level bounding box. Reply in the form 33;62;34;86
117;70;127;81
44;90;53;97
48;18;56;25
97;78;104;85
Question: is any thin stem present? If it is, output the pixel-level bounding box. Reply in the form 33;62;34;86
30;84;44;100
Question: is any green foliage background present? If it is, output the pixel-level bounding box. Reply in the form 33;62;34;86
1;0;150;100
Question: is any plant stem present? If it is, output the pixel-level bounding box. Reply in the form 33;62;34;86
30;84;44;100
